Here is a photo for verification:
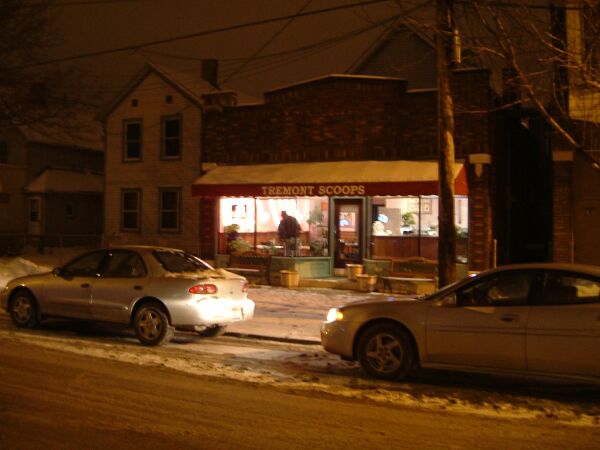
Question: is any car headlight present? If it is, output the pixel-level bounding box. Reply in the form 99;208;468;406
326;308;344;323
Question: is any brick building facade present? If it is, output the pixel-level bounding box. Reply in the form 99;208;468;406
198;69;497;271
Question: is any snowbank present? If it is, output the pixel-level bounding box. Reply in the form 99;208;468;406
0;257;51;288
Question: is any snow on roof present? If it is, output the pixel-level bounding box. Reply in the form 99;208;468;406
19;115;103;152
266;73;405;94
196;160;462;185
25;168;103;194
98;62;260;120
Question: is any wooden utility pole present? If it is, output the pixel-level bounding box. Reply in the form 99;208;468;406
436;0;457;287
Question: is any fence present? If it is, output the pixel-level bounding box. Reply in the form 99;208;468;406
0;234;102;257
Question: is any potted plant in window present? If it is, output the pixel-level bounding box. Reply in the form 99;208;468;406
224;224;240;254
307;208;327;256
401;212;416;234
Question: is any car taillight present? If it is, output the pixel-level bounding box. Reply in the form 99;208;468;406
189;284;218;295
242;282;249;293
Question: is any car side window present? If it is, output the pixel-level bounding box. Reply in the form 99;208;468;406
457;272;532;307
62;251;106;277
538;272;600;306
101;251;147;278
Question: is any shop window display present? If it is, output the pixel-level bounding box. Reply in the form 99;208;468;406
371;196;468;262
218;197;328;256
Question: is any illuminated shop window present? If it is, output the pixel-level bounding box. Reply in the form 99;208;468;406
218;197;328;255
371;195;469;262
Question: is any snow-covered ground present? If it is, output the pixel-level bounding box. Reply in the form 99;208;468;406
1;254;599;428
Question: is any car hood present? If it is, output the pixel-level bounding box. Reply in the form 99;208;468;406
342;295;420;309
6;271;53;287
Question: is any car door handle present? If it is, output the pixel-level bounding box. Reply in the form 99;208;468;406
133;285;143;290
500;314;519;323
81;283;90;288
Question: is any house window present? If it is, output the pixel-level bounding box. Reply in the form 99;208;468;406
0;141;7;163
121;189;141;231
165;95;173;104
159;188;180;232
131;99;138;107
29;198;40;222
123;120;142;161
65;203;74;218
161;116;181;159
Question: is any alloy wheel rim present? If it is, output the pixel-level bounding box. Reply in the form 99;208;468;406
365;333;403;373
13;297;32;324
138;310;162;340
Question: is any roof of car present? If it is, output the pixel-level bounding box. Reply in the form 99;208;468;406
109;245;186;253
484;263;600;277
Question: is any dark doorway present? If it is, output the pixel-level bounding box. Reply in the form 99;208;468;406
334;199;363;268
496;112;552;263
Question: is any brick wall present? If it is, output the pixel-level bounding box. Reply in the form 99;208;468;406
467;161;493;270
203;70;493;165
200;69;496;266
552;158;574;262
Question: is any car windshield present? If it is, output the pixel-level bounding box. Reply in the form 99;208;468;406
153;250;212;273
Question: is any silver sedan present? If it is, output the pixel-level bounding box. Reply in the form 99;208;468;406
321;263;600;383
1;246;255;346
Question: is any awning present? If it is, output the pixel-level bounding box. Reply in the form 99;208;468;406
192;160;468;197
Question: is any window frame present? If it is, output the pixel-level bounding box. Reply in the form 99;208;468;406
62;250;107;278
160;115;182;160
99;250;147;278
0;141;7;164
533;270;600;306
123;119;143;162
158;187;181;233
121;189;142;232
29;198;41;223
456;270;534;307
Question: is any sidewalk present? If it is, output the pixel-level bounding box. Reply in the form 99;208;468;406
0;255;392;345
226;285;388;344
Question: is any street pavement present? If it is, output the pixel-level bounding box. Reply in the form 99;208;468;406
226;284;386;344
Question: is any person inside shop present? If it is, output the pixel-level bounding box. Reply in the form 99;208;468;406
278;211;301;256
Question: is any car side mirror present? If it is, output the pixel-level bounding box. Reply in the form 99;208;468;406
440;293;457;307
52;267;62;276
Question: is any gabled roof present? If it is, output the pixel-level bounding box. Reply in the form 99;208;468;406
347;17;435;74
20;126;102;153
24;168;103;194
97;62;259;121
18;112;103;152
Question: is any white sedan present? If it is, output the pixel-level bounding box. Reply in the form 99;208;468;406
1;246;255;346
321;263;600;383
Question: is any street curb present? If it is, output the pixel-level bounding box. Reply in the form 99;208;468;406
224;331;320;346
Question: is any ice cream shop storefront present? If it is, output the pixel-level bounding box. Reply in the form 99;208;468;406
193;160;469;283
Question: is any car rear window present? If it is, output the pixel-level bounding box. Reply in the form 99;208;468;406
153;251;212;273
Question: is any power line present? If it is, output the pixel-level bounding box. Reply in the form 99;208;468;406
55;0;143;5
221;0;315;84
16;0;394;69
124;13;399;104
136;14;401;86
455;0;581;11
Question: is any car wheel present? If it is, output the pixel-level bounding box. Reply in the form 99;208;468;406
133;303;174;346
357;324;414;381
197;325;227;338
9;291;39;328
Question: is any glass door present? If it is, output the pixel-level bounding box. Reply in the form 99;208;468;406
334;199;362;268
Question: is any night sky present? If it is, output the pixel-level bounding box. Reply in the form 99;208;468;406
49;0;403;99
